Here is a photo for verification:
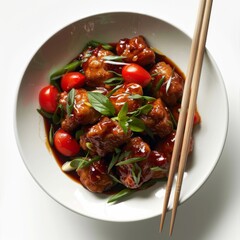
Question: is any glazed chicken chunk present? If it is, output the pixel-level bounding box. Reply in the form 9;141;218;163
150;61;184;107
80;117;131;157
59;88;100;132
82;48;114;87
140;98;173;138
148;131;175;179
77;159;114;193
116;35;155;66
109;83;143;113
116;137;152;189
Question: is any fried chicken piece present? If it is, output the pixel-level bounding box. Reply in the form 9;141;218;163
80;117;131;157
150;61;184;107
82;48;114;87
116;137;152;189
59;88;100;132
140;98;173;138
116;36;155;66
109;83;143;113
77;159;114;193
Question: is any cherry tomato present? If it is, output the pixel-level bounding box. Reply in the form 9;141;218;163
61;72;85;91
39;85;59;113
122;63;151;87
54;128;80;157
193;111;201;125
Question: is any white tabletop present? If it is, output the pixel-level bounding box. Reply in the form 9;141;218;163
1;0;239;239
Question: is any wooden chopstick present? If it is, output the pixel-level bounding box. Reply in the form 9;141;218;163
159;0;213;234
159;0;207;232
169;0;213;235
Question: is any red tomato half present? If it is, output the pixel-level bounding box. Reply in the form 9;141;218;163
61;72;85;91
54;128;80;157
122;63;151;87
39;85;59;113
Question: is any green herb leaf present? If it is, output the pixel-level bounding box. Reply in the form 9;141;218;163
103;55;126;61
87;91;115;116
129;104;153;116
104;77;124;86
52;104;64;124
106;84;123;97
107;178;168;203
50;60;81;82
118;151;131;162
107;188;134;203
85;40;113;51
108;150;131;173
154;76;165;94
117;102;129;134
169;109;177;129
108;154;119;173
131;163;142;185
37;108;53;119
66;88;75;116
128;94;156;102
150;166;168;172
109;174;123;184
128;117;146;132
70;155;101;169
75;128;85;141
107;70;123;77
116;156;146;166
48;124;54;146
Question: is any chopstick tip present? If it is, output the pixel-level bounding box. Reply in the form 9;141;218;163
159;220;164;232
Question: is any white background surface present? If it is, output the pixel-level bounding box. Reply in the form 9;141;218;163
1;0;239;239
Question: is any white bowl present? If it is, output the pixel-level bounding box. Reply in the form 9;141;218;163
14;12;228;222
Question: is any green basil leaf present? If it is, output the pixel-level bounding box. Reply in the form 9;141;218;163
139;104;153;115
88;91;115;116
128;117;146;132
118;102;128;121
119;119;129;134
52;104;64;124
66;88;75;116
117;102;129;133
37;108;53;119
129;104;153;116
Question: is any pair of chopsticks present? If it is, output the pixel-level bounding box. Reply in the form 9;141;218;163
159;0;213;235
